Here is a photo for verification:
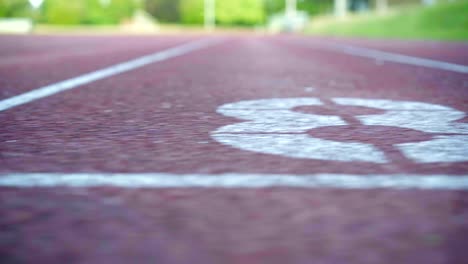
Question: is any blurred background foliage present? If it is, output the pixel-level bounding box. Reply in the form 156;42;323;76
307;0;468;40
0;0;336;25
216;0;265;26
42;0;137;24
0;0;31;17
0;0;468;39
179;0;204;24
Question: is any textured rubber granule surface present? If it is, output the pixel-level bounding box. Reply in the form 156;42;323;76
0;35;196;100
0;35;467;264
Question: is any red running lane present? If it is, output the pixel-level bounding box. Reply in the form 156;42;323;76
0;35;467;263
1;36;466;174
284;35;468;65
1;188;467;264
0;35;201;99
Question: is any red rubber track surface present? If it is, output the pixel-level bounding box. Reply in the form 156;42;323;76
1;35;467;263
0;35;198;100
291;36;468;65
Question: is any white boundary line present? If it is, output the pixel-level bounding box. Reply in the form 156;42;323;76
1;173;467;190
332;43;468;74
287;39;468;74
0;38;224;112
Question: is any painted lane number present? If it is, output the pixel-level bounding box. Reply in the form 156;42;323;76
211;98;468;163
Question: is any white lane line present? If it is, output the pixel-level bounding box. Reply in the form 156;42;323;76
287;39;468;73
0;173;467;190
0;38;224;112
332;43;468;74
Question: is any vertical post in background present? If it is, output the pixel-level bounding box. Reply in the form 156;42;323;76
286;0;297;17
205;0;215;31
28;0;44;30
334;0;348;19
376;0;388;14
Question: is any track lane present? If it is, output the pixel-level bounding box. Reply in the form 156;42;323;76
2;36;466;174
0;35;203;100
284;35;468;66
1;187;466;263
1;35;467;263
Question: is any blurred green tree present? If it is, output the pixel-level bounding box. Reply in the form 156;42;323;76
179;0;203;24
264;0;285;16
298;0;332;15
4;0;336;26
0;0;32;17
41;0;136;25
42;0;85;24
179;0;266;26
217;0;265;25
145;0;180;23
264;0;333;17
90;0;136;24
84;0;113;24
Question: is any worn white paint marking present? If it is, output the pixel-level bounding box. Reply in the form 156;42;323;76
0;38;223;112
0;173;467;190
331;43;468;74
334;98;468;163
214;109;346;133
212;97;468;163
212;134;388;163
218;98;322;110
212;97;387;163
334;98;468;134
397;135;468;163
287;39;468;73
317;43;468;73
304;87;316;93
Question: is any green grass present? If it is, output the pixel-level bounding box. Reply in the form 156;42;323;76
306;0;468;41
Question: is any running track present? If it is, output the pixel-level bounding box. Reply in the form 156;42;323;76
1;34;467;263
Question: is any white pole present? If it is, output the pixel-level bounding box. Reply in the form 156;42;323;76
286;0;297;17
205;0;215;31
28;0;44;9
334;0;348;18
376;0;388;13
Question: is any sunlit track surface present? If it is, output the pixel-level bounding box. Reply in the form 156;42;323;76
1;34;467;264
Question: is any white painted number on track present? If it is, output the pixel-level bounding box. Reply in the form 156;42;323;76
212;97;468;163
